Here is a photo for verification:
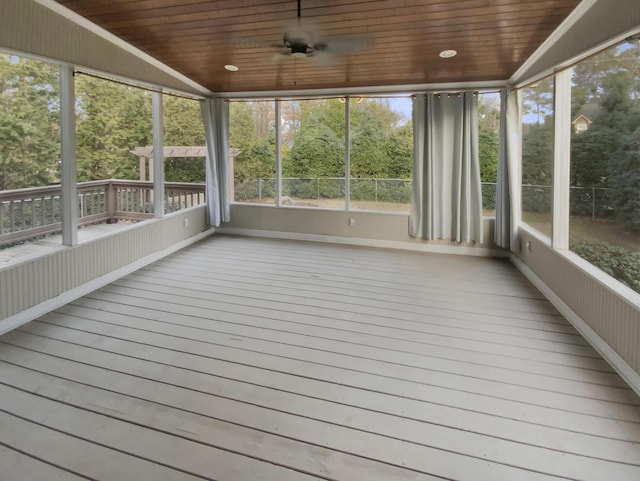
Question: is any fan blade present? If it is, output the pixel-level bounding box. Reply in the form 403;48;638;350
322;36;373;54
269;52;291;64
308;50;337;66
284;24;315;46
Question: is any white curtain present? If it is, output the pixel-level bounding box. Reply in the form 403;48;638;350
200;98;230;227
494;88;522;251
410;91;483;243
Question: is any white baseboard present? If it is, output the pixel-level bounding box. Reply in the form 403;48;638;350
217;227;507;257
510;254;640;398
0;228;215;336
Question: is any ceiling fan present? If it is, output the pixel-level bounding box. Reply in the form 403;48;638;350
272;0;371;63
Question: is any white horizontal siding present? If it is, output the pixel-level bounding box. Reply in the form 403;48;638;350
0;206;207;323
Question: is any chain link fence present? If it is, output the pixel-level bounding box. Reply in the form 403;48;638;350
234;177;413;203
519;184;614;219
233;178;615;218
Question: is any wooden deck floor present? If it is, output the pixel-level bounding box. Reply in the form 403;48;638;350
1;235;640;480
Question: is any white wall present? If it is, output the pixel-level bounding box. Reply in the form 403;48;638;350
219;204;502;256
514;225;640;393
0;206;210;334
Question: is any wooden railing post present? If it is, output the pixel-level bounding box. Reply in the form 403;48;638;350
105;181;117;223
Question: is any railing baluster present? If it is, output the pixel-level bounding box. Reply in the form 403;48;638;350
1;180;206;247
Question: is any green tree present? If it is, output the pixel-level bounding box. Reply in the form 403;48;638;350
0;55;60;190
229;101;275;183
570;42;640;229
350;106;387;178
570;127;613;187
522;122;554;185
163;95;206;183
283;99;345;178
350;98;411;179
75;75;151;181
288;124;344;177
609;129;640;231
521;78;554;125
478;128;499;183
384;123;413;178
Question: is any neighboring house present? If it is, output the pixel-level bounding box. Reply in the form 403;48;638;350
572;102;603;133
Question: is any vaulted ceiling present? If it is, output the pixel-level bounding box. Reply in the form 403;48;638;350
56;0;582;93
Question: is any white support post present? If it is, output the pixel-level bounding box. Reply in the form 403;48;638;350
552;68;572;249
275;100;282;206
152;91;165;218
344;97;351;212
60;65;77;246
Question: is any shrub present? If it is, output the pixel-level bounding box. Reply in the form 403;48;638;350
522;184;552;213
482;183;496;210
570;241;640;293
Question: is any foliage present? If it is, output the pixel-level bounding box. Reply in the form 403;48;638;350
570;126;615;187
522;185;553;213
571;241;640;293
570;41;640;231
521;80;555;210
521;78;554;125
163;95;206;182
522;122;554;186
351;178;412;203
1;55;506;213
479;128;499;182
609;130;640;232
521;80;554;217
75;75;151;181
0;55;60;190
229;101;275;184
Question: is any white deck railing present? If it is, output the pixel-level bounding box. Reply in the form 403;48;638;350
0;180;205;246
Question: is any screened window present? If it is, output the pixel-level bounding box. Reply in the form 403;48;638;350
229;101;276;204
281;99;345;209
569;40;640;293
349;97;412;212
520;79;555;238
0;54;60;248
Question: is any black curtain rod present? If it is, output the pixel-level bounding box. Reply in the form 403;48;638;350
74;70;202;101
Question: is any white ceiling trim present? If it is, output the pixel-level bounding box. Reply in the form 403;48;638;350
215;80;507;99
509;0;598;85
34;0;212;96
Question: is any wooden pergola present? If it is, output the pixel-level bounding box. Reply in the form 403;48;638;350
130;146;241;181
130;146;241;196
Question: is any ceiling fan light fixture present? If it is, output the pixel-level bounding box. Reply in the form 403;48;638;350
224;64;239;71
438;49;457;59
291;43;308;57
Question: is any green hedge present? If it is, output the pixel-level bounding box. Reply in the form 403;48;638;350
350;179;411;203
234;178;276;201
571;241;640;293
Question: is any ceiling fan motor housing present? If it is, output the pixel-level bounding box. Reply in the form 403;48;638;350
291;41;309;57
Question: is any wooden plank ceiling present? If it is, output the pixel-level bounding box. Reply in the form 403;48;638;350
56;0;581;93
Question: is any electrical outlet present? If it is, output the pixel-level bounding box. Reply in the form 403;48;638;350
348;217;356;226
183;218;189;228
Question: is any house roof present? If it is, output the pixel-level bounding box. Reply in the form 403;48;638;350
572;102;604;123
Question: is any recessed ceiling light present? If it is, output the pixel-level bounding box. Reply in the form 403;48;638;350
224;64;239;71
438;49;457;59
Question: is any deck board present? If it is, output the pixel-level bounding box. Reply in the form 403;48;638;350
1;235;640;480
